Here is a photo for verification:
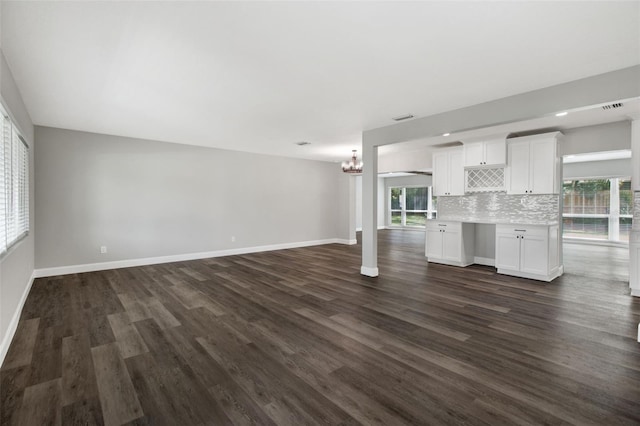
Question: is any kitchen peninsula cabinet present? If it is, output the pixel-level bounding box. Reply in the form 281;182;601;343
495;224;561;281
425;221;474;267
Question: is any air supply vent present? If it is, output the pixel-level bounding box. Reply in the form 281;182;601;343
602;103;623;110
392;114;414;121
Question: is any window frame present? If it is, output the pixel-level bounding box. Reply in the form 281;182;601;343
388;185;436;228
562;177;631;243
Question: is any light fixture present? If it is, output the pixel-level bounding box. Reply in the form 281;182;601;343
555;111;568;117
442;132;450;137
342;150;363;174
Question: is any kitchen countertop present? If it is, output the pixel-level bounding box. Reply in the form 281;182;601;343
428;217;559;226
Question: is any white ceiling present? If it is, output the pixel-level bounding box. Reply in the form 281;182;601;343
2;1;639;162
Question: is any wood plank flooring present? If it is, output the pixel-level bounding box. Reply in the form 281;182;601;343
2;230;640;425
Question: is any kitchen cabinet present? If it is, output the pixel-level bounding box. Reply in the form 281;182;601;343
506;132;561;195
464;138;506;167
425;221;475;267
495;224;561;281
433;148;464;196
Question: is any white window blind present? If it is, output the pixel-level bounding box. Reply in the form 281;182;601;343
0;105;29;256
0;113;7;254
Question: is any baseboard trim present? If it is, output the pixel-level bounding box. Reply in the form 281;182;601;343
356;226;386;232
473;256;495;267
35;238;353;278
0;270;36;367
336;239;358;245
360;266;379;277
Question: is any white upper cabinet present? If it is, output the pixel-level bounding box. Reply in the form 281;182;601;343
506;132;561;195
463;138;506;167
433;148;464;196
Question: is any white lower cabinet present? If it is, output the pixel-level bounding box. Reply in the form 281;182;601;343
495;224;561;281
425;221;475;267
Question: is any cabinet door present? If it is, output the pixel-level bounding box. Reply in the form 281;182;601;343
448;149;465;196
464;143;484;167
426;228;444;259
432;152;449;196
484;139;506;166
441;230;461;261
520;234;549;275
495;233;520;270
507;140;530;194
529;138;556;194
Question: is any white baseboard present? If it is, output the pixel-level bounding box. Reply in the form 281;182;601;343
360;266;379;277
336;239;358;245
356;226;386;232
473;256;495;267
0;270;36;367
34;238;353;278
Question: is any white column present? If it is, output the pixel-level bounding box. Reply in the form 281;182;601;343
609;178;620;242
629;119;640;297
361;142;379;277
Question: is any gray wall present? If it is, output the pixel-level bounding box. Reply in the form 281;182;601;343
563;158;631;179
0;48;35;355
35;126;349;269
378;147;433;173
560;121;630;156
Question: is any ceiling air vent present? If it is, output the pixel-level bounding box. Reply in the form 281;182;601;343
602;103;623;110
392;114;414;121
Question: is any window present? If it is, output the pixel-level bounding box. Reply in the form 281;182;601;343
0;105;29;256
562;178;631;242
389;186;436;227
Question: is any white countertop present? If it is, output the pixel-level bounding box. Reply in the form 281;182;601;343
429;217;559;226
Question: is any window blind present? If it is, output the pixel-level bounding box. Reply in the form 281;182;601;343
0;113;7;255
0;104;29;256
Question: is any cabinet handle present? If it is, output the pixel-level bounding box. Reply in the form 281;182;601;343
514;229;526;232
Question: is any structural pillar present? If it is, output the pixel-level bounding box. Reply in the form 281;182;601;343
629;119;640;300
361;142;378;277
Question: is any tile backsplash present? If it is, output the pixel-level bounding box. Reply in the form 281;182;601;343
437;192;560;224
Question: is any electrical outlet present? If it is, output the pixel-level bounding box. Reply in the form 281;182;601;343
100;246;107;254
231;236;236;242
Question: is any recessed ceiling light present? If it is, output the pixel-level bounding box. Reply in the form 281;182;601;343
555;111;568;117
295;141;311;146
442;133;450;137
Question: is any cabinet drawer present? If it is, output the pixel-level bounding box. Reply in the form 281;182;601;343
496;224;548;237
426;221;462;231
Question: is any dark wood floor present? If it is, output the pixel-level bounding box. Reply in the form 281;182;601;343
2;230;640;425
563;241;629;282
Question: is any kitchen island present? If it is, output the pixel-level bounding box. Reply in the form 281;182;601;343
425;218;562;282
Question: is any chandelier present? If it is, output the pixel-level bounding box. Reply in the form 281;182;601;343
342;150;363;174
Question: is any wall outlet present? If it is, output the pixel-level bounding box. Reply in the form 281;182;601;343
100;246;107;254
231;236;236;242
